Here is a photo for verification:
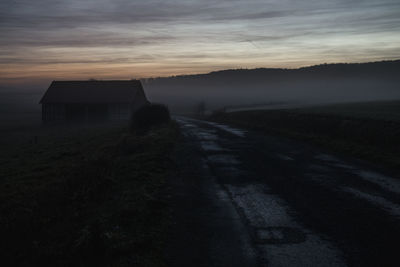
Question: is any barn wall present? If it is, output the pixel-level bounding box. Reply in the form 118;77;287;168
42;102;148;122
132;93;150;113
108;104;131;120
42;104;65;122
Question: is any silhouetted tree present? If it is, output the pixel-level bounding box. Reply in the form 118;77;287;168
131;104;170;134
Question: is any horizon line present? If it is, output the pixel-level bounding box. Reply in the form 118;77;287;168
138;59;400;80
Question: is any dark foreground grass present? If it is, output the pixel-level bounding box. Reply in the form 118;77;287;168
0;122;179;266
210;101;400;172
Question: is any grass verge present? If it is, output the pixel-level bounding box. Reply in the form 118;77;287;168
0;122;179;266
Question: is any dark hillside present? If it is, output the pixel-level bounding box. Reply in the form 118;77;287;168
144;60;400;114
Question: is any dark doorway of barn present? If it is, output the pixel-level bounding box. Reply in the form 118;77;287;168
66;104;108;122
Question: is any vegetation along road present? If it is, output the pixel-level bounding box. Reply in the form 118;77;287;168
169;117;400;267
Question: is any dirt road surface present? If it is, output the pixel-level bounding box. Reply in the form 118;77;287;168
166;117;400;267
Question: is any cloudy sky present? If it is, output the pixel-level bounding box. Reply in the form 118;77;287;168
1;0;400;86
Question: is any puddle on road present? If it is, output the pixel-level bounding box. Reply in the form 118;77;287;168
176;117;246;138
308;164;333;173
256;227;306;244
315;154;341;163
203;121;246;137
181;123;196;128
200;141;224;152
353;170;400;195
342;186;400;217
306;172;334;187
332;163;357;170
207;154;240;165
315;154;356;170
277;154;294;161
214;165;243;174
195;131;218;141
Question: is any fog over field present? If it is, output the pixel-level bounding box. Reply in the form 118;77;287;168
0;89;42;129
1;60;400;123
145;60;400;113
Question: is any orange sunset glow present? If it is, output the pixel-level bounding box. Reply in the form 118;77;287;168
1;0;400;88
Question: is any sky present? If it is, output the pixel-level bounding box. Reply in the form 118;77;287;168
1;0;400;87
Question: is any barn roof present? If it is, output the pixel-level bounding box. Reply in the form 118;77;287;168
40;80;146;104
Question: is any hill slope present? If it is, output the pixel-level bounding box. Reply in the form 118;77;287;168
143;60;400;114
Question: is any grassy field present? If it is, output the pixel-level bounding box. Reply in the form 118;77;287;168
210;100;400;172
288;100;400;121
0;121;179;266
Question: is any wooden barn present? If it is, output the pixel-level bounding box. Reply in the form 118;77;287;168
40;80;149;122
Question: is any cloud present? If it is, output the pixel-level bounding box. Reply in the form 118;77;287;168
0;0;399;85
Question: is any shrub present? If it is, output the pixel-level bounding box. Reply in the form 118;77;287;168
131;104;171;133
